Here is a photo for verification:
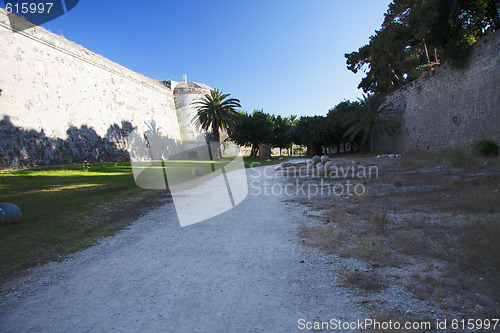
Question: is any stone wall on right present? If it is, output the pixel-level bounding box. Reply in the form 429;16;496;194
376;29;500;153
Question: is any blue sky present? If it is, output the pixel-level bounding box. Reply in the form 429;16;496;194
5;0;393;117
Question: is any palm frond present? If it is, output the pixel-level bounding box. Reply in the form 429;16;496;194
190;89;241;142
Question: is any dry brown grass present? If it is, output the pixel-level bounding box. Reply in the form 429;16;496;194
390;230;425;255
440;180;500;214
296;152;500;320
338;269;385;291
369;206;390;234
396;149;500;170
305;206;402;265
379;173;500;215
83;190;169;229
443;147;481;170
348;234;397;264
298;224;345;254
394;152;443;169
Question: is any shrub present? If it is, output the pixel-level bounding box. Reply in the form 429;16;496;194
444;147;478;169
473;140;499;157
338;269;385;291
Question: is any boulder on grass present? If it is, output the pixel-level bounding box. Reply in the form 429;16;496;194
324;161;334;170
0;203;22;225
321;155;330;164
312;155;321;165
316;163;324;176
192;167;204;177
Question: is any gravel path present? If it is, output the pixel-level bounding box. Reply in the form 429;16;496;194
1;164;363;332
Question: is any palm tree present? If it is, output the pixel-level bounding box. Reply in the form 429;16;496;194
343;94;400;153
287;114;299;126
192;89;241;158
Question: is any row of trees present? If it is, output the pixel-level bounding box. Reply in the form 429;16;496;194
293;94;399;155
194;89;298;158
192;1;497;157
194;90;399;157
231;111;294;158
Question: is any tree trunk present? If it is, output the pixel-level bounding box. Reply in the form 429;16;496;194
370;132;375;154
306;144;322;157
306;145;313;157
259;144;272;159
250;144;259;158
212;127;222;159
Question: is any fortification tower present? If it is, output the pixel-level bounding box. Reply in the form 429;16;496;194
170;74;212;142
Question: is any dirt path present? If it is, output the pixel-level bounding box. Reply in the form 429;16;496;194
0;164;363;332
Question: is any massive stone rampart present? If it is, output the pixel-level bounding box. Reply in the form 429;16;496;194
377;29;500;153
0;9;181;168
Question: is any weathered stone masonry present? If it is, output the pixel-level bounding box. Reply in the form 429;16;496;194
2;9;498;167
378;29;500;153
0;9;211;169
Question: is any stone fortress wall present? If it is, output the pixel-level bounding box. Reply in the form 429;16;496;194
378;29;500;153
0;9;211;169
171;74;212;142
2;7;498;168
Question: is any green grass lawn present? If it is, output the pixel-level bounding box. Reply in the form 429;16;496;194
0;162;153;283
0;156;287;284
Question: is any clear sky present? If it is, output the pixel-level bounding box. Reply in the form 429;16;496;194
5;0;393;117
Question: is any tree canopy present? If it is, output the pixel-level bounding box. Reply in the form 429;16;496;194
230;110;275;158
327;101;360;150
229;96;400;157
346;0;500;94
272;115;292;153
292;116;332;156
193;89;241;142
343;94;400;153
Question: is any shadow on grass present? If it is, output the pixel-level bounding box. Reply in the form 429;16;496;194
0;156;286;284
0;162;165;285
